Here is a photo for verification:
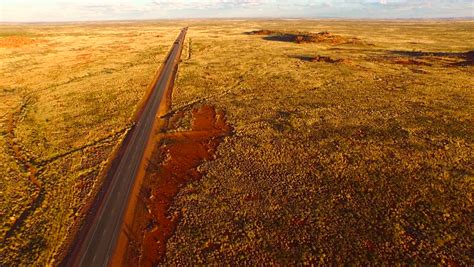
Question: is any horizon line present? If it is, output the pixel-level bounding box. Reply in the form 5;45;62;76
1;16;473;24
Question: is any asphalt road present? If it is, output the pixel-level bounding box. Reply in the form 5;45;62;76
72;28;187;267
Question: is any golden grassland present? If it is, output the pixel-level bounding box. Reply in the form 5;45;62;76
161;20;473;264
0;21;184;265
0;19;473;265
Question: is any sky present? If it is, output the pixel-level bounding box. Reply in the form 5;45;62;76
1;0;473;22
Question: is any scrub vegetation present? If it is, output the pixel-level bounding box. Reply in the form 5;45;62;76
157;20;473;265
0;21;183;265
1;19;473;265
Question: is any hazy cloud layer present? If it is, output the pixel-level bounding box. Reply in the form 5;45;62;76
1;0;473;22
151;0;265;9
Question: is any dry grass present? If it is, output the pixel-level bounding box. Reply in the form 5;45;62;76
1;19;473;266
159;20;474;265
0;21;185;265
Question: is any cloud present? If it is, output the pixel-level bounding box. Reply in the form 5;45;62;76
150;0;266;10
1;0;473;22
284;0;474;17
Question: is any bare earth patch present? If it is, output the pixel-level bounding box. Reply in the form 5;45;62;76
123;105;232;266
0;36;45;48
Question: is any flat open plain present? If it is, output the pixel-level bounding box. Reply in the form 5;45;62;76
1;20;473;265
0;21;184;265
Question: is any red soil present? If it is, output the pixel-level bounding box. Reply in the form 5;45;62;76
0;36;45;48
138;105;231;266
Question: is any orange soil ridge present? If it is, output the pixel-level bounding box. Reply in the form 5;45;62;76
0;36;45;48
139;105;231;266
117;105;231;266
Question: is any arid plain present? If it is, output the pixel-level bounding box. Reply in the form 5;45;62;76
1;20;473;265
0;21;183;265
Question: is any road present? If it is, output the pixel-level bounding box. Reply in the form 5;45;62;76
68;27;187;267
